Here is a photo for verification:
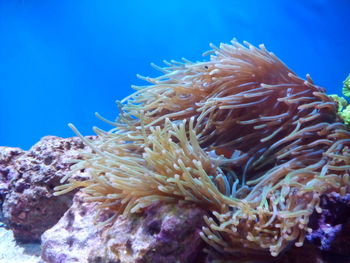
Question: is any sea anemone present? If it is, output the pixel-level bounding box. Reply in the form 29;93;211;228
55;40;350;258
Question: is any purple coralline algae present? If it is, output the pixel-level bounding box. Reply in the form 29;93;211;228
41;193;206;263
307;192;350;256
0;136;92;242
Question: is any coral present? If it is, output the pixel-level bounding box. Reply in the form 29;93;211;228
341;105;350;124
41;192;206;263
343;74;350;98
0;147;24;222
328;94;350;125
0;136;92;242
328;75;350;125
306;192;350;256
328;94;347;113
55;40;350;259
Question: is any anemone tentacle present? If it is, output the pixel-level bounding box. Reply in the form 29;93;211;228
55;40;350;259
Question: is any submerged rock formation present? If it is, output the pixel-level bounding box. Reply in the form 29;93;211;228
0;147;24;223
0;136;349;263
0;136;92;242
307;192;350;256
41;193;206;263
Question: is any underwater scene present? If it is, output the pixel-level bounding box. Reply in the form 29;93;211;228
1;0;350;262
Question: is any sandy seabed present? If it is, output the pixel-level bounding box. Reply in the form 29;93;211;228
0;227;41;263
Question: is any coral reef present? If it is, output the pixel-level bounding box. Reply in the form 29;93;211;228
41;192;115;263
1;135;350;262
343;74;350;98
55;40;350;260
41;192;206;263
329;77;350;125
0;147;24;222
0;136;92;242
307;192;350;256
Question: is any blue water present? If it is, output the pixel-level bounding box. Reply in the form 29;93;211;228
0;0;349;150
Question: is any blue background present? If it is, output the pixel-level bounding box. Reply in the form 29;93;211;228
1;0;349;150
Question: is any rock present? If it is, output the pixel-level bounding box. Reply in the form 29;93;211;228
3;135;350;262
1;136;92;242
306;192;350;257
41;193;206;263
0;147;24;222
40;192;111;263
89;201;206;263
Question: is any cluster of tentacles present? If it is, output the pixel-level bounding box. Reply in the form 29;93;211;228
55;40;350;258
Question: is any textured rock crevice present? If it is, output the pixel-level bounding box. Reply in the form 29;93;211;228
0;136;92;242
41;192;207;263
306;192;350;256
0;147;24;222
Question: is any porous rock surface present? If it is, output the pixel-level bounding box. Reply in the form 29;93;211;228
306;192;350;256
41;192;207;263
0;146;24;222
0;136;92;242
